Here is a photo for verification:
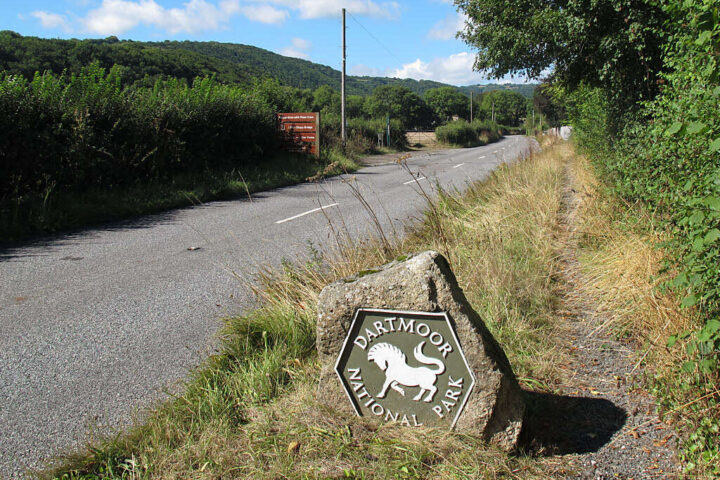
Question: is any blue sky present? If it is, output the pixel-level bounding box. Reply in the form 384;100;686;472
1;0;531;86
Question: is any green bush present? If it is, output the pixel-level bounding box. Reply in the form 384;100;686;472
568;0;720;472
471;119;502;142
319;113;407;154
436;119;503;146
435;120;478;146
0;63;276;202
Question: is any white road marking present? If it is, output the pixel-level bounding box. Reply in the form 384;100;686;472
403;177;427;185
275;203;339;224
478;155;486;159
492;150;498;153
453;163;465;169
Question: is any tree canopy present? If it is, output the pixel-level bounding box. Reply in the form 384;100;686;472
455;0;667;115
424;87;470;123
478;90;528;126
364;85;436;129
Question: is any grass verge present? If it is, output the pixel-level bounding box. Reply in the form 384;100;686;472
44;141;579;479
568;153;720;476
0;151;358;243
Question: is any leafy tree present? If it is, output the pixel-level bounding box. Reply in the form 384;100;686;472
478;90;527;126
455;0;668;121
533;83;567;127
312;85;341;114
346;95;366;118
424;87;470;123
364;85;435;129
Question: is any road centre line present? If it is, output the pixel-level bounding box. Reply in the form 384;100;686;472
403;177;427;185
275;203;339;224
453;163;465;168
478;155;486;159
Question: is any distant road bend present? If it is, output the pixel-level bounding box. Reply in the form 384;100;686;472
0;136;537;478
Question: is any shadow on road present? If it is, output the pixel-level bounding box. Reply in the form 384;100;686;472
0;192;276;261
520;390;627;455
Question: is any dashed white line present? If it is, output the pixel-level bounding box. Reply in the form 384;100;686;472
403;177;427;185
275;203;339;224
478;155;486;159
453;163;465;168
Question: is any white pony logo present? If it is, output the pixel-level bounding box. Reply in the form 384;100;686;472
367;341;446;402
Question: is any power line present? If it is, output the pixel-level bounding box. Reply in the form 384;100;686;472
346;11;404;65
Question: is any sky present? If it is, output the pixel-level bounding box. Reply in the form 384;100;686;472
1;0;532;86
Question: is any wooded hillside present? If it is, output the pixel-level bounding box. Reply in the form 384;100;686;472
0;31;534;97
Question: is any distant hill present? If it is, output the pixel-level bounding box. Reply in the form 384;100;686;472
0;31;535;97
458;84;536;99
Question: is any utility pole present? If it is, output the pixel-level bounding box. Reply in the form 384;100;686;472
491;101;495;123
532;109;535;133
470;92;473;123
341;8;347;149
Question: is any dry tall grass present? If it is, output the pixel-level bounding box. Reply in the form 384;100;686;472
568;153;720;476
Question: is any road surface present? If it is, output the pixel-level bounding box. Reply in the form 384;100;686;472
0;136;536;478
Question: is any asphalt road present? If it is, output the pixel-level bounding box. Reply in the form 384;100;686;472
0;136;536;478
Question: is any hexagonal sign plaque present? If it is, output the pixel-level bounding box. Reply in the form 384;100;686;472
335;308;475;428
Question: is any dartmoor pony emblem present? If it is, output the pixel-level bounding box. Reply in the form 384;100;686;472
367;341;445;402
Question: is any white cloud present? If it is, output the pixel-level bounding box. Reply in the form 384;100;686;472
259;0;399;20
390;52;537;85
350;64;381;76
36;0;396;36
390;52;479;85
31;11;73;32
78;0;247;35
240;4;289;24
427;12;466;40
280;37;311;59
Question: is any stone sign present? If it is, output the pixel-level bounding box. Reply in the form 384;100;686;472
316;251;525;451
335;309;475;428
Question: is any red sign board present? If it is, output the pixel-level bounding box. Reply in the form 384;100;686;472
277;112;320;155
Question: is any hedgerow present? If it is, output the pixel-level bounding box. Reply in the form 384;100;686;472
0;63;276;202
568;0;720;473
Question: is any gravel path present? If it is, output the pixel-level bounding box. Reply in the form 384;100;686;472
554;161;680;478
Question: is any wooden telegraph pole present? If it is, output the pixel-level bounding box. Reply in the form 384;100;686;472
341;8;347;149
470;91;473;123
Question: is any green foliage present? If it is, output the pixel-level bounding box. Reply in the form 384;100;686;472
249;77;312;113
0;30;459;97
458;83;536;99
423;87;470;123
0;64;276;228
364;85;436;129
564;0;720;472
435;120;478;146
346;95;366;118
477;89;528;126
312;85;341;114
583;0;720;320
532;83;567;128
320;113;407;152
435;119;501;147
456;0;667;125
